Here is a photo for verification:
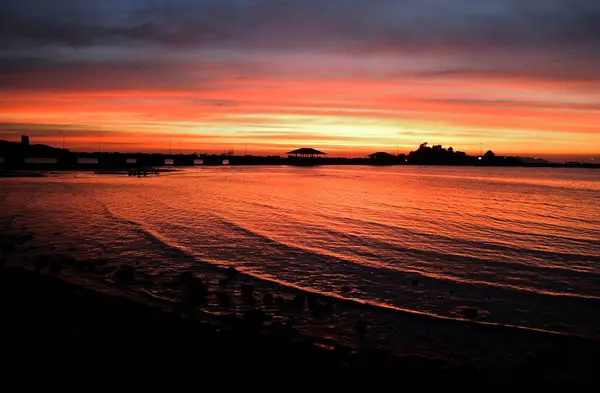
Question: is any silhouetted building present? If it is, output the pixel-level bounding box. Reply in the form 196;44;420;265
21;135;30;146
287;148;327;166
368;152;394;165
287;148;327;158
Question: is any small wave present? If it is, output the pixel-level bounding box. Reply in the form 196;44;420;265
96;201;198;268
229;195;600;263
212;197;600;279
91;198;600;305
211;212;600;302
308;211;600;267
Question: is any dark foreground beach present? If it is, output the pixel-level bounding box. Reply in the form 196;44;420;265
1;232;599;382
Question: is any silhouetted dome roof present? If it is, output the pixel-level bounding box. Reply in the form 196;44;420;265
368;152;394;157
287;148;326;155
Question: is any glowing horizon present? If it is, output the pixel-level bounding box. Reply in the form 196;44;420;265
1;1;599;161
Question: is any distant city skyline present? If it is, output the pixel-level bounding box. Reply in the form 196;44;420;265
1;0;599;162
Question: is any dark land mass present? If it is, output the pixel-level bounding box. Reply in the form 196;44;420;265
1;138;598;170
1;265;598;382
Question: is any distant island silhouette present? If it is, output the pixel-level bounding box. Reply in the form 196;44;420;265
0;136;598;170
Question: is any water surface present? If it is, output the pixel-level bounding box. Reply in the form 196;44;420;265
2;166;599;336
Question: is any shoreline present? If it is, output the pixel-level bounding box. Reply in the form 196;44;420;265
2;164;599;179
0;264;445;373
2;161;600;175
2;249;599;379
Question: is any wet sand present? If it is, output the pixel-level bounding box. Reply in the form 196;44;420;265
1;231;599;381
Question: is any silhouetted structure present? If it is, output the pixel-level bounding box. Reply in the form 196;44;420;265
368;152;395;166
1;136;69;168
287;148;327;166
287;148;327;158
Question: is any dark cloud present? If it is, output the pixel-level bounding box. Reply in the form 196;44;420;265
1;0;599;86
0;56;275;91
0;58;190;91
2;0;599;50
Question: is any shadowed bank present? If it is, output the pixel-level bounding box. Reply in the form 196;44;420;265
1;259;599;381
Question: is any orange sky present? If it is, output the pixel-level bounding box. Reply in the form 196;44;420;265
2;72;599;161
1;1;599;161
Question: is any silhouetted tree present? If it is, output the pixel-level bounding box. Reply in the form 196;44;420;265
408;142;470;165
454;151;468;162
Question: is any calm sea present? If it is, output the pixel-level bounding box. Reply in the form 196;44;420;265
2;166;599;336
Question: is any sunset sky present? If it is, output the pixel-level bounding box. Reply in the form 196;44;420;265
1;0;599;160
